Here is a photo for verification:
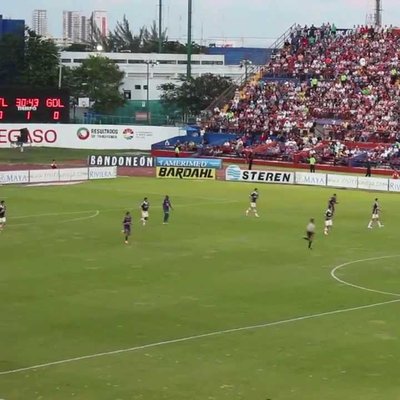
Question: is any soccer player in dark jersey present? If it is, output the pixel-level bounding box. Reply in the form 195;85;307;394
368;198;384;229
122;211;132;244
163;195;173;224
303;218;316;249
245;188;259;217
324;206;333;236
328;193;338;214
0;200;6;231
140;197;150;226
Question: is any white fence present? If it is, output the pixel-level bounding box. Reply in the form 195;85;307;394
0;167;117;185
225;166;400;192
0;124;184;150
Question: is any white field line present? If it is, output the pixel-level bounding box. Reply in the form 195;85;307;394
12;210;96;219
330;255;400;297
10;210;100;227
0;298;399;376
7;200;241;223
59;210;100;224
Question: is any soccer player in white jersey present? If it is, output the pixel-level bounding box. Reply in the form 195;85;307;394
140;197;150;226
245;188;259;217
368;198;384;229
324;206;333;236
0;200;6;231
304;218;316;249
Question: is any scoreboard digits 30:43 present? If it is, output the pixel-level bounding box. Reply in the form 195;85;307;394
0;87;70;123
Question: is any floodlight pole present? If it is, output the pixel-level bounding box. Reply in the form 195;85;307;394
375;0;382;27
187;0;192;79
158;0;163;53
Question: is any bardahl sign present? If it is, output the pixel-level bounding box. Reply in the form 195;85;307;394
88;155;154;167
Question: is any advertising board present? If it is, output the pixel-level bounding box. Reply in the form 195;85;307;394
156;157;222;169
88;167;117;180
225;165;294;184
29;169;60;183
60;168;89;181
326;174;358;189
0;124;183;150
295;172;327;186
88;155;154;167
0;170;29;185
388;179;400;192
156;167;216;180
357;177;388;191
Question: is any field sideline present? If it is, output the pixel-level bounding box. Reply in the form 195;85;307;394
1;177;400;400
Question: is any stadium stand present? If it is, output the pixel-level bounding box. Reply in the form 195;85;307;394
200;24;400;168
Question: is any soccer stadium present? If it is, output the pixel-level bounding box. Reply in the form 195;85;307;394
1;1;400;399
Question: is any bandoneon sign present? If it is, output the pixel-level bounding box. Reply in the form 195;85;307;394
88;155;154;167
156;167;216;180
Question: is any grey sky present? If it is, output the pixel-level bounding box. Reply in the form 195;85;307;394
2;0;399;46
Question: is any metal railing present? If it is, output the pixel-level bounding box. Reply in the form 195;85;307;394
269;23;297;51
203;24;297;116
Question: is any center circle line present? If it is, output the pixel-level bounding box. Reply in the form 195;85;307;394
330;255;400;297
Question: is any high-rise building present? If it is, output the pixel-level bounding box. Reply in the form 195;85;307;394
63;11;81;43
81;15;91;43
32;9;48;36
91;10;108;37
0;14;25;39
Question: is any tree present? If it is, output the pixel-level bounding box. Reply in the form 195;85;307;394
110;15;144;52
22;29;60;87
142;20;168;53
0;28;59;87
159;74;234;119
0;33;24;85
65;55;125;114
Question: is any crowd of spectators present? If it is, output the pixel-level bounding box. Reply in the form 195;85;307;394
203;24;400;166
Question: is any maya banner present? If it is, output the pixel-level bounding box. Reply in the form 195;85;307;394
156;157;222;169
295;172;327;186
0;124;183;150
156;167;216;180
225;165;294;184
88;155;154;167
0;170;29;185
0;167;116;185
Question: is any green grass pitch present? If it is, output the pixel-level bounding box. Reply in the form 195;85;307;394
1;177;399;400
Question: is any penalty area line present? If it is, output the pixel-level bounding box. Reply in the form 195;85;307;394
1;298;399;376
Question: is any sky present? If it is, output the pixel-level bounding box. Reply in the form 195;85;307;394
2;0;400;46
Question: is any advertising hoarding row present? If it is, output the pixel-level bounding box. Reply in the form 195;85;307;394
225;166;400;192
0;167;117;185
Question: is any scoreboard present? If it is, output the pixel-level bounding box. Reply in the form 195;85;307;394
0;87;70;123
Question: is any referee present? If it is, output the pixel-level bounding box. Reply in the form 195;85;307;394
303;218;316;249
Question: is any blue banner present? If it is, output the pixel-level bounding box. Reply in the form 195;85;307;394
156;157;222;169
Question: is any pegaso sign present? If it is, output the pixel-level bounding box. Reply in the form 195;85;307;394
225;165;294;184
